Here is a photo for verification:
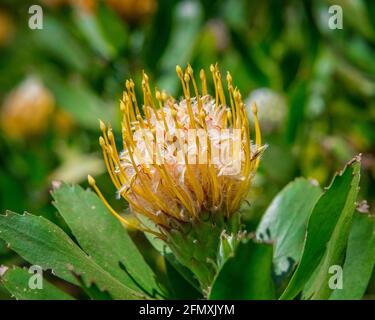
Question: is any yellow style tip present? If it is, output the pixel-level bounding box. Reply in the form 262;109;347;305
99;119;106;132
227;109;232;121
176;65;183;76
252;102;258;115
155;90;161;100
142;71;149;81
226;72;232;83
187;64;193;74
99;136;105;146
87;175;96;186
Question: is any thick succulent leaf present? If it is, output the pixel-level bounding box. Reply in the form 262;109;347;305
329;212;375;300
280;156;361;299
52;183;164;298
209;240;275;300
257;178;322;284
0;212;145;299
1;266;74;300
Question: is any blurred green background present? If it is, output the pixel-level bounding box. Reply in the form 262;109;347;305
0;0;374;298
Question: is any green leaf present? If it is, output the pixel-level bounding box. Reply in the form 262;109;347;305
52;183;165;298
48;80;118;130
209;240;275;300
280;156;361;299
329;212;375;300
72;272;112;300
157;1;203;94
97;2;128;53
33;16;89;72
143;0;175;69
144;229;201;292
257;178;322;285
131;217;200;298
163;258;202;299
285;81;307;144
73;9;116;59
1;266;74;300
0;212;145;299
0;239;8;256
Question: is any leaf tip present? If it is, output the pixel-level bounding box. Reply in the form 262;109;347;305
347;153;362;166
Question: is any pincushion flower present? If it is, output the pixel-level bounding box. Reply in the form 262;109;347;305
88;64;265;292
0;77;54;140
